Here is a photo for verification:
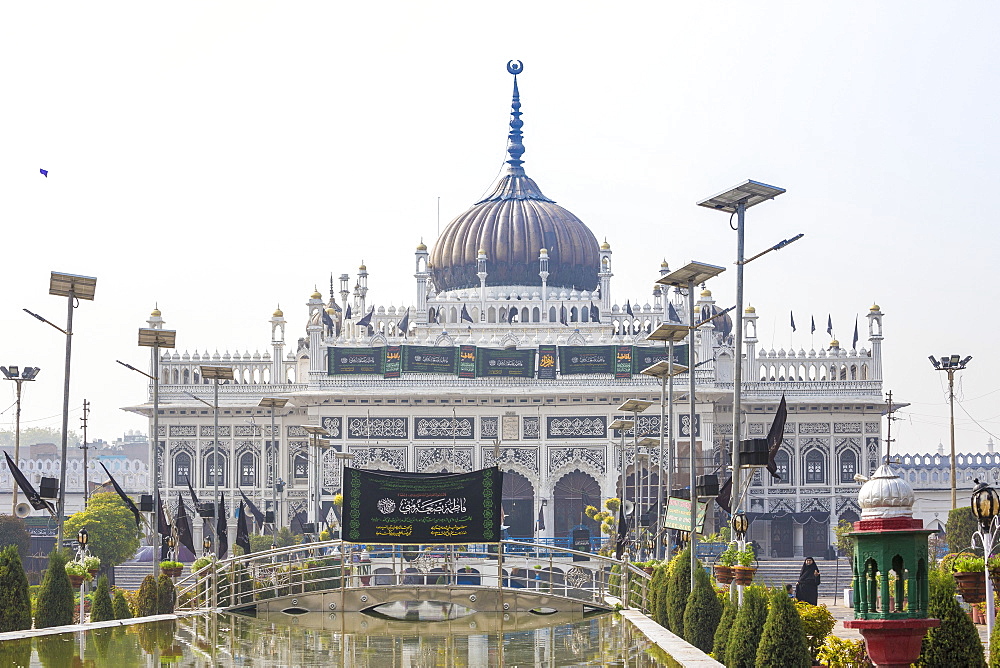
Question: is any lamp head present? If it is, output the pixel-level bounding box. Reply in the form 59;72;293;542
928;356;940;369
203;536;212;550
972;478;1000;527
732;512;750;539
77;526;88;546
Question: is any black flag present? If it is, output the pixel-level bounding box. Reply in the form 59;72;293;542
560;304;568;326
235;501;251;555
321;308;335;332
790;311;796;332
345;304;352;320
852;317;859;350
3;451;54;514
461;304;474;323
174;496;196;556
216;493;229;559
186;478;200;506
536;504;545;531
100;462;141;530
827;314;833;336
715;476;732;514
590;302;599;321
397;308;410;336
766;395;789;479
356;307;374;329
239;489;265;528
667;302;680;323
625;301;634;317
810;315;816;335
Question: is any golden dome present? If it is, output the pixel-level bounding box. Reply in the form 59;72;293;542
660;259;669;268
870;304;880;312
830;339;840;348
325;307;336;316
359;262;367;271
416;242;427;251
600;240;611;250
273;307;284;317
700;288;712;297
150;307;161;317
539;248;548;254
745;305;756;313
310;290;322;300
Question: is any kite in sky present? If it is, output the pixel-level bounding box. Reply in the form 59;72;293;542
39;169;48;177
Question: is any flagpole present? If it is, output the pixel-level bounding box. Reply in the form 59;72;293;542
152;339;160;579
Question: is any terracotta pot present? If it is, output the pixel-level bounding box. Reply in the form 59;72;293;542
732;566;756;586
642;567;654;575
164;567;183;578
87;569;99;577
955;571;987;604
69;574;85;588
713;565;734;585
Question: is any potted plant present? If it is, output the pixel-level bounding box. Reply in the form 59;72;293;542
160;560;184;577
714;544;737;584
65;560;93;588
732;544;756;585
83;555;101;576
952;554;987;603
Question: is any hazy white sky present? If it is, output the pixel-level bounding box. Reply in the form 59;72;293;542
1;2;997;455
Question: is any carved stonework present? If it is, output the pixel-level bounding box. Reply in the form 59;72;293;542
748;423;765;435
837;497;862;514
715;423;732;435
866;437;880;474
802;497;830;512
170;425;196;437
502;415;519;441
784;423;796;434
799;423;830;434
481;417;499;439
414;417;474;439
548;447;606;475
322;448;346;487
865;422;880;434
287;426;307;437
834;422;862;434
235;424;261;437
483;446;539;474
547;416;607;439
801;437;830;453
612;415;660;438
416;446;474;472
322;417;342;438
348;417;408;440
352;446;406;471
678;414;701;438
770;499;794;513
523;417;539;439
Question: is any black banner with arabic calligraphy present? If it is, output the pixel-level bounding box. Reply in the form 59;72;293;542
476;348;536;377
329;347;384;375
383;345;402;378
537;345;557;379
342;467;502;544
558;345;615;374
402;345;458;374
632;344;689;372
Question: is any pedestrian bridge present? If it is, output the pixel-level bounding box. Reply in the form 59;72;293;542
175;540;649;616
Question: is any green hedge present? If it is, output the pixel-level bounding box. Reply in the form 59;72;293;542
755;586;811;667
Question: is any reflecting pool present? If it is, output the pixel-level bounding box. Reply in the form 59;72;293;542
1;610;674;666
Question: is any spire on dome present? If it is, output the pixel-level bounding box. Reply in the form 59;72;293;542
506;60;525;175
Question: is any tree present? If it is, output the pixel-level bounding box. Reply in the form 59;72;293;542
0;544;32;632
648;563;669;626
0;427;81;449
91;575;114;622
726;585;768;668
64;491;142;570
35;549;74;628
683;566;722;652
756;586;811;667
834;519;855;558
0;515;31;560
137;575;158;617
712;592;737;663
666;547;694;633
112;589;132;619
918;569;985;667
945;507;978;555
157;574;176;614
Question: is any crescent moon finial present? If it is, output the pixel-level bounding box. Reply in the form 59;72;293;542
506;60;523;76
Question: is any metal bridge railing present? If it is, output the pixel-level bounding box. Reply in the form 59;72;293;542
175;540;655;614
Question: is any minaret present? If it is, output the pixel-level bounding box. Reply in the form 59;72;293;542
357;262;369;315
743;305;759;379
539;248;549;322
599;241;613;312
307;288;324;375
867;304;884;382
339;274;350;315
270;306;286;384
477;249;488;323
415;241;430;323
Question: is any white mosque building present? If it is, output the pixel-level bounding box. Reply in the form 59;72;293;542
120;63;892;559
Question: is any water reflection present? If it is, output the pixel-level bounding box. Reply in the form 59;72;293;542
7;612;672;666
368;600;475;621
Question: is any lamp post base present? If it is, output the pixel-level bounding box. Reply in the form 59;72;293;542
843;618;940;668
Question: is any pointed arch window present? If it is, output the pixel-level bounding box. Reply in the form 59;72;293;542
774;449;791;484
204;452;227;487
293;453;308;479
805;449;826;484
840;450;858;483
240;452;257;487
173;452;191;486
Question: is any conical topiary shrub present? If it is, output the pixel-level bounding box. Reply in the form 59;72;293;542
35;549;74;628
112;589;132;619
157;574;176;614
0;544;32;632
683;566;723;652
990;615;1000;668
918;569;985;667
725;585;768;668
712;591;737;663
136;574;158;617
90;575;114;622
755;586;811;667
666;547;694;634
649;563;668;625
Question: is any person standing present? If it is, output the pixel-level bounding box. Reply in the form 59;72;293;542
795;556;821;605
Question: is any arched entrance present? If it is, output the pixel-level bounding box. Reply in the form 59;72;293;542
501;471;535;538
553;471;601;537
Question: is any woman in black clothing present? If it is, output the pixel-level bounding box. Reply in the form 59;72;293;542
795;557;821;605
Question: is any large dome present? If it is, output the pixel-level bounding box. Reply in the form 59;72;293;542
430;63;600;293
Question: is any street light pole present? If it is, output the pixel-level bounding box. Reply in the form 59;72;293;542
929;355;973;510
200;366;234;554
28;272;97;548
259;397;289;547
2;366;39;514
